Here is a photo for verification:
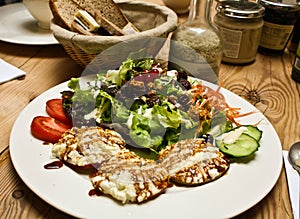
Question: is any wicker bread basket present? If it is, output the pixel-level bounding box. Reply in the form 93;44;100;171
50;0;178;67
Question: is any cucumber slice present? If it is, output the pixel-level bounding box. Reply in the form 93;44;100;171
242;125;262;141
216;133;260;157
228;125;262;142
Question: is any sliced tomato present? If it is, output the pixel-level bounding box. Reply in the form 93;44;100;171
46;98;72;125
30;116;71;143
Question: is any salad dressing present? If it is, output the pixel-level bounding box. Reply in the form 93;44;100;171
44;160;63;169
88;189;103;197
221;126;248;144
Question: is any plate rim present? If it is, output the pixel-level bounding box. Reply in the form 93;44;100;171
0;3;58;45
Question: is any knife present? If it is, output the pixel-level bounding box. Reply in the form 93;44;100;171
283;150;299;219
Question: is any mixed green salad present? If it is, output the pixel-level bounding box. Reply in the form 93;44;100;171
61;58;262;158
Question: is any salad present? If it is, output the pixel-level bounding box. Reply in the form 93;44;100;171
51;58;262;158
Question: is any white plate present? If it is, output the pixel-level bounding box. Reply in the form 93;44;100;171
0;3;57;45
9;80;283;218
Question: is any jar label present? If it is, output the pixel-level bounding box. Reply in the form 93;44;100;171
219;27;242;58
296;42;300;57
259;21;293;50
294;57;300;71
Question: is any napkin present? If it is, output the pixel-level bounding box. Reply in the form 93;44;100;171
0;58;26;84
283;150;299;219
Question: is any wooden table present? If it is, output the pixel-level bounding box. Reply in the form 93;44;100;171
1;1;299;218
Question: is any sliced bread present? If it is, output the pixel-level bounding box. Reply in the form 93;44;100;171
72;0;129;30
49;0;138;36
49;0;82;30
94;11;125;36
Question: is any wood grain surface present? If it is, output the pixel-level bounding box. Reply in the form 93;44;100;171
1;0;300;218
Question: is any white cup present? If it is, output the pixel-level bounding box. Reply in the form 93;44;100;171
162;0;191;14
23;0;53;29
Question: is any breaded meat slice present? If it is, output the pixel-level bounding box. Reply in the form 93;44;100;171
158;138;230;186
90;156;170;204
51;126;137;168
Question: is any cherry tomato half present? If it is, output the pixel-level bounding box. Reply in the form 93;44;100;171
46;98;72;125
30;116;71;143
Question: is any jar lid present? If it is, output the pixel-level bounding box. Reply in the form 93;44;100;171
216;1;265;19
258;0;300;9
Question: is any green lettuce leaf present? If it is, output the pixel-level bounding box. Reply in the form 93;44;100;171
118;58;155;85
129;113;163;150
152;103;180;129
68;78;80;90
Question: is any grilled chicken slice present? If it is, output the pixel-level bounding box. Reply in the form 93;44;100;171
90;156;169;204
158;138;230;185
52;127;229;203
51;126;137;168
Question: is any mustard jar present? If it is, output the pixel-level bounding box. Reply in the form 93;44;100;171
214;1;265;64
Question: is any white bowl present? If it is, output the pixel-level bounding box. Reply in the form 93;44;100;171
23;0;53;29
